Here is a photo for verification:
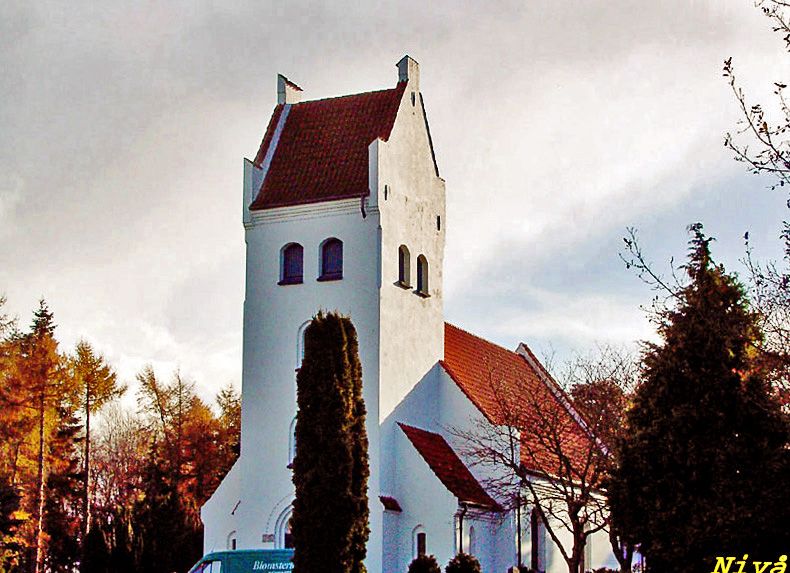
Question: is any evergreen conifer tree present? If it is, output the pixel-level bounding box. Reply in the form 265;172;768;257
80;527;111;573
292;312;369;573
611;225;790;572
132;454;202;573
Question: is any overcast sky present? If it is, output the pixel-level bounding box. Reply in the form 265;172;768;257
2;1;788;402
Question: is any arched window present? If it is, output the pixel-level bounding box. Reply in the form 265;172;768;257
284;518;294;549
227;530;237;550
319;238;343;281
398;245;411;287
416;255;429;296
413;525;427;558
296;320;310;368
469;525;476;556
288;416;297;467
275;507;294;549
280;243;304;285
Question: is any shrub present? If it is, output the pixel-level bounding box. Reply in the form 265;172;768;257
445;553;481;573
408;554;441;573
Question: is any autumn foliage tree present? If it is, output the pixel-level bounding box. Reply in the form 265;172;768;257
71;340;124;547
292;312;369;573
0;295;242;573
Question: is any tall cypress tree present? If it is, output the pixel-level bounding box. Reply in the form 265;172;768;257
611;225;790;573
292;312;369;573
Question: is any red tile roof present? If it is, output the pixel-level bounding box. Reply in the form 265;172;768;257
399;423;500;510
379;496;403;512
441;323;596;478
250;82;407;210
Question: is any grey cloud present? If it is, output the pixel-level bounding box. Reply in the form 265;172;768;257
1;0;785;398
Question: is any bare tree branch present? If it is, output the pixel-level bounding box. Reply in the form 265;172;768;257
451;349;637;573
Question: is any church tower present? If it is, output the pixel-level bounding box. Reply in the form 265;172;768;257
201;56;446;573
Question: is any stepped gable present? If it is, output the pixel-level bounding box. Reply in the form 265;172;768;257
250;82;407;210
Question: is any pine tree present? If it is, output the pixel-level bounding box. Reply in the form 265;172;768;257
215;383;241;478
611;225;790;573
18;300;65;573
42;405;83;573
292;312;369;573
445;553;481;573
132;454;202;573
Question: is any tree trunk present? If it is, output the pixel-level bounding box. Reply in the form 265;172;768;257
33;388;45;573
608;528;634;573
82;386;91;541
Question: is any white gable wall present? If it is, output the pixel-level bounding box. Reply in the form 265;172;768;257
202;460;241;553
387;423;458;572
380;364;519;573
376;61;446;425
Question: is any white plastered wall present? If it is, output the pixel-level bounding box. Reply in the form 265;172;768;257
201;460;241;553
375;67;446;425
203;197;384;563
380;364;518;573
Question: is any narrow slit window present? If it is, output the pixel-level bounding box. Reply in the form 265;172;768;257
284;518;294;549
531;508;544;572
417;532;426;556
398;245;411;287
416;255;429;296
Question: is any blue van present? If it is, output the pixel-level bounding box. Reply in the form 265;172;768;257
188;549;294;573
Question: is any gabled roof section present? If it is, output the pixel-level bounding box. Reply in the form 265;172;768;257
250;82;407;210
441;323;596;477
442;323;540;425
398;423;500;510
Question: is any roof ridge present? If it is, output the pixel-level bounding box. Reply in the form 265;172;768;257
396;421;431;433
290;81;407;106
445;322;522;357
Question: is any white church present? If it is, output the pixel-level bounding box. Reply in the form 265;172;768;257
201;56;619;573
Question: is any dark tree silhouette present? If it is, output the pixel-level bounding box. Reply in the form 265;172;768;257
612;225;790;573
292;312;369;573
